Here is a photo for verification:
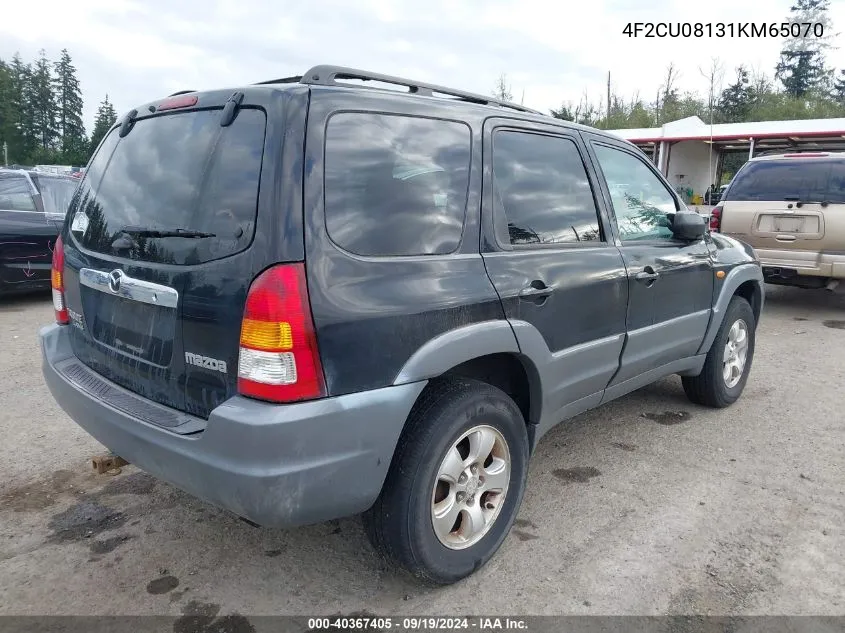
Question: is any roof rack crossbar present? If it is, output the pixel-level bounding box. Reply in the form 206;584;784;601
168;90;197;96
298;65;543;115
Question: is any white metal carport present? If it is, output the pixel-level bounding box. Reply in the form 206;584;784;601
608;116;845;206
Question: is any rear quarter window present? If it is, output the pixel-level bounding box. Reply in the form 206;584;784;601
324;112;471;257
725;158;845;203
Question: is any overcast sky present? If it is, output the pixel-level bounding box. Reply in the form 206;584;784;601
4;0;845;132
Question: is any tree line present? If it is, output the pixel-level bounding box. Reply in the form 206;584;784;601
494;0;845;131
0;49;117;167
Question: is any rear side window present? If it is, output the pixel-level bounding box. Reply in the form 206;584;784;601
324;113;471;257
725;158;845;203
0;174;36;212
68;108;266;265
492;131;602;246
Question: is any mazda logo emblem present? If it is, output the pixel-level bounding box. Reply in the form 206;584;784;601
108;270;124;293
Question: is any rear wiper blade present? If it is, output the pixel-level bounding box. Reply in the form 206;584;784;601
116;226;216;239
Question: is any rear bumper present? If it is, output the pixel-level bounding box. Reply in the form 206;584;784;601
755;248;845;279
40;324;426;527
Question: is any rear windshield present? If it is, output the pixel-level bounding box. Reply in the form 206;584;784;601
32;175;78;217
724;158;845;203
68;108;266;265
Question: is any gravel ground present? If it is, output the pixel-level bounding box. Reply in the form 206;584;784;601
0;286;843;619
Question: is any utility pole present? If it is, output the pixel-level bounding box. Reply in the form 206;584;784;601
2;141;7;167
606;71;611;127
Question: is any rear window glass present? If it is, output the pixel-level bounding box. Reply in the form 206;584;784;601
0;174;36;212
725;158;845;203
33;175;78;217
68;108;266;265
324;113;471;257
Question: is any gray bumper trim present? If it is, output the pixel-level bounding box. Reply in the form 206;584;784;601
40;324;426;527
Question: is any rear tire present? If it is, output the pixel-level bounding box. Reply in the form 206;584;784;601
363;378;529;585
682;296;756;408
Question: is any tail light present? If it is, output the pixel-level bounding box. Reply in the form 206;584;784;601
237;264;326;403
51;236;69;325
709;205;722;232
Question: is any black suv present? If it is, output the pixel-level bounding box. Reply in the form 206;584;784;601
1;169;77;295
40;66;764;585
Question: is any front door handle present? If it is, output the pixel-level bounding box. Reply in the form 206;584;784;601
519;280;553;301
635;266;659;285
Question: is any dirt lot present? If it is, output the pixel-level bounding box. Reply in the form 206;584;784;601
0;286;843;618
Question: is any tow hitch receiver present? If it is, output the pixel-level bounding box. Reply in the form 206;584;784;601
92;454;129;475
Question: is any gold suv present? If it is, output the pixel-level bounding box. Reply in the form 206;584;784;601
712;152;845;290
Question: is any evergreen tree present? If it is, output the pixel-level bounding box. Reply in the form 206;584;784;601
30;49;59;155
550;104;575;121
89;94;117;155
831;70;845;105
53;49;87;165
717;66;754;122
775;0;834;97
8;54;39;164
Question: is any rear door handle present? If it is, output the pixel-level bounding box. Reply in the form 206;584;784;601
519;280;553;301
635;266;659;284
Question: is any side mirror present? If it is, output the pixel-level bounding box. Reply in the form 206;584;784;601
670;211;707;241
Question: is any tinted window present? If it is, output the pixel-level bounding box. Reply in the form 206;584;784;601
68;108;266;265
0;174;36;212
324;113;470;257
32;175;78;217
593;144;676;241
724;158;845;203
493;131;601;246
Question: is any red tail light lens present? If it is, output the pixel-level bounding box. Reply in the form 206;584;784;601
237;264;326;403
709;206;722;232
51;236;69;325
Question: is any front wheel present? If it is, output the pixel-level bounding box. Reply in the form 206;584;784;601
682;295;756;408
363;378;529;585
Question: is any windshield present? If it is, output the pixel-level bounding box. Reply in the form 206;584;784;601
33;175;78;216
724;158;845;203
68;107;267;265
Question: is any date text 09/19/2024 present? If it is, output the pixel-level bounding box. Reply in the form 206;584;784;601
622;22;825;38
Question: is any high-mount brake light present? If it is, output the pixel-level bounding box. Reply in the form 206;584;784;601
157;95;198;111
237;264;326;403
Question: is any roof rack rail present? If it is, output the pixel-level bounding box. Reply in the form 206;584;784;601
297;65;543;115
168;90;197;96
254;75;303;85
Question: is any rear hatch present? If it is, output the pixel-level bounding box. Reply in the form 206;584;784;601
60;87;303;421
720;156;845;256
